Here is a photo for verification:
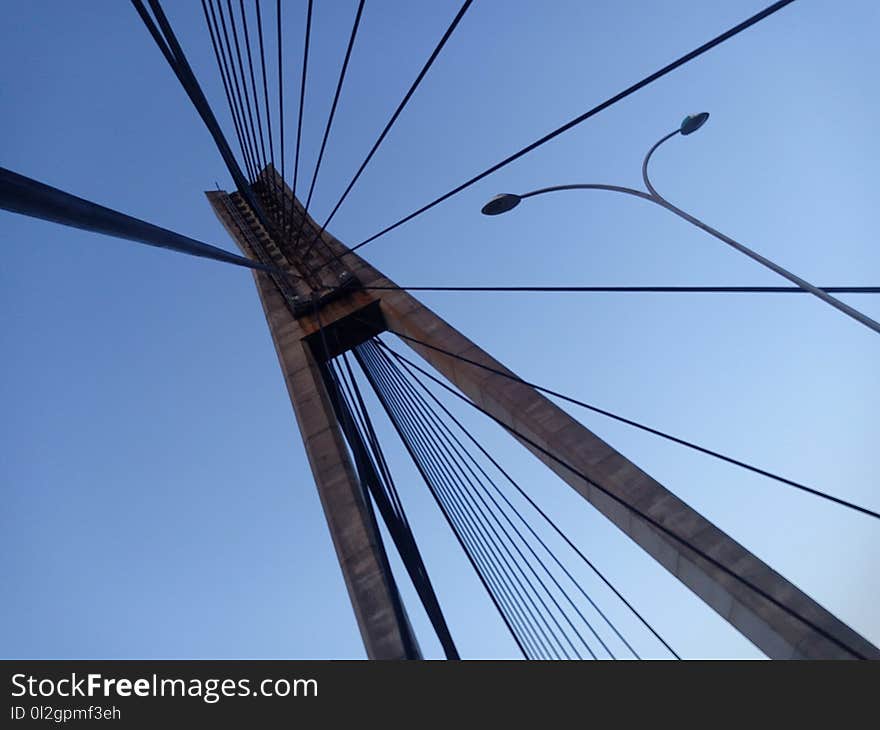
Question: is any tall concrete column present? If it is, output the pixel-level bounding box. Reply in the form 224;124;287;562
207;190;417;660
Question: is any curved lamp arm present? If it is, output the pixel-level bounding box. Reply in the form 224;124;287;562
520;183;655;204
641;129;680;200
496;146;880;335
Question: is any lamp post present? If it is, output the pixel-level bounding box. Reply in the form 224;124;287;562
482;113;880;336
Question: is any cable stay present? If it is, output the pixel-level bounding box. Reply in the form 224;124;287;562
294;0;366;246
360;284;880;295
254;0;277;188
0;166;283;277
290;0;313;220
301;0;475;263
311;302;458;659
381;326;880;521
236;0;270;184
346;337;677;659
359;344;571;658
313;0;797;272
133;0;283;264
202;0;259;182
365;339;678;658
376;339;871;659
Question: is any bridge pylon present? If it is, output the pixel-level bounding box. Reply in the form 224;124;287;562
207;167;879;660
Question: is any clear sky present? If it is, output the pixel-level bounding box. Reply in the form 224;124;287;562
2;0;878;659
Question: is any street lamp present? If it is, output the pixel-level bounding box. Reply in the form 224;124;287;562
482;113;880;336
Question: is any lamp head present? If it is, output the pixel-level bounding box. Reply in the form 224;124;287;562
680;112;710;136
481;193;522;216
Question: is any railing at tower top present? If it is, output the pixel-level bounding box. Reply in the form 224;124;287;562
249;165;352;284
210;181;362;319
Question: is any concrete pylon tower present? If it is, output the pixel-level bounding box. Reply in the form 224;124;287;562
207;168;879;660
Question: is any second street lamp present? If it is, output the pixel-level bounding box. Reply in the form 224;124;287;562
482;113;880;337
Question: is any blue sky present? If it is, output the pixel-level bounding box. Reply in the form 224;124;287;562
1;0;878;659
